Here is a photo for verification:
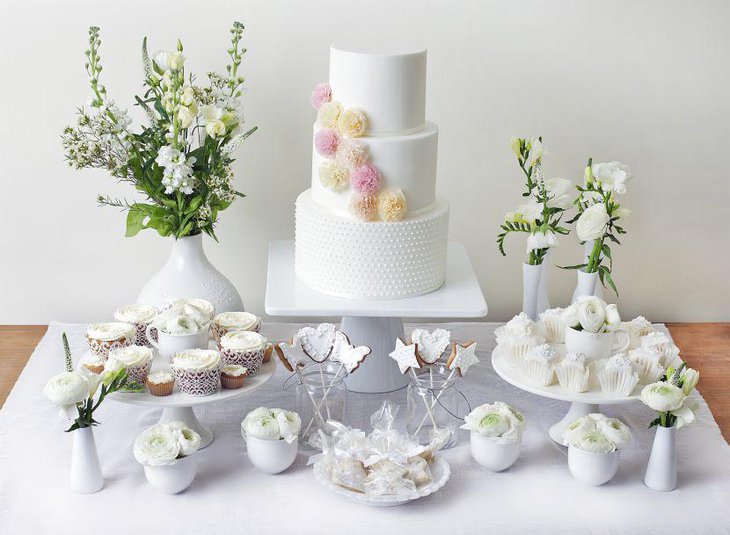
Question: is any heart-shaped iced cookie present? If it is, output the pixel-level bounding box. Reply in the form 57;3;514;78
411;328;451;364
295;323;336;363
330;332;371;373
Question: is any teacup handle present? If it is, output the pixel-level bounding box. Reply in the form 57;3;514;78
146;324;160;350
612;328;631;353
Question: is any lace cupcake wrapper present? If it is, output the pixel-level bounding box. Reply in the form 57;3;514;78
125;361;152;388
86;335;134;359
172;366;222;396
220;348;265;375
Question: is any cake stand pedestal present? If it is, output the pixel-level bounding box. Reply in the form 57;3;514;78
491;347;638;444
111;359;276;448
265;240;488;394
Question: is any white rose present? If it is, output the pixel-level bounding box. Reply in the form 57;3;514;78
596;417;632;449
205;120;226;139
604;304;621;328
44;371;89;408
167;421;202;456
271;409;302;443
576;296;608;333
243;411;281;441
680;368;699;395
560;304;580;329
591;161;632;195
153;50;185;72
178;106;196;128
526;229;558;254
133;424;181;466
545;177;573;209
641;382;686;412
576;203;610;242
573;432;616;453
180;86;195;107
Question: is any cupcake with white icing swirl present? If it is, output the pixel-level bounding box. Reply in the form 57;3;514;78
211;311;261;346
106;345;153;387
219;331;268;375
115;304;159;347
86;322;136;359
171;349;222;396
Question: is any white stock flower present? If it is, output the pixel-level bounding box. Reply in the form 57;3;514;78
576;296;608;333
271;409;301;443
591;161;632;195
133;424;181;466
526;229;558;254
573;432;616;453
242;408;281;441
168;421;202;456
545;177;573;209
461;402;525;444
576;203;610;242
641;382;686;412
605;304;621;328
44;371;89;408
155;146;197;195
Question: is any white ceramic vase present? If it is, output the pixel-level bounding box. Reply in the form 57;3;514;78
143;455;197;494
522;260;550;321
245;435;298;474
572;241;604;303
470;432;521;472
568;445;620;486
137;234;244;313
644;425;677;491
70;427;104;494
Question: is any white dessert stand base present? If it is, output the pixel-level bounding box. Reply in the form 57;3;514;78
491;346;638;445
265;241;488;394
110;358;276;449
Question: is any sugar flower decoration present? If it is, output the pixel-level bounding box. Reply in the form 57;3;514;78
349;193;378;221
310;83;332;110
377;189;407;222
319;161;349;191
314;128;340;158
317;100;342;129
351;163;381;195
338;108;368;137
336;138;369;169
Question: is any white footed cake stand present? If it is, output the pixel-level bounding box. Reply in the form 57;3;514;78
265;240;487;394
111;358;276;448
491;346;639;444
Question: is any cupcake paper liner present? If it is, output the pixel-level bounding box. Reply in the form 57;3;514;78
86;335;134;359
541;317;566;344
220;348;265;375
503;340;537;368
597;369;639;397
555;366;590;393
172;366;221;396
520;359;556;386
631;358;664;385
221;374;246;389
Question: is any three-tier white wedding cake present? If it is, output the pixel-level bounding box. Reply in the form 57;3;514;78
295;43;449;299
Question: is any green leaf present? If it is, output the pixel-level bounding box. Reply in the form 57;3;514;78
125;207;148;237
558;263;588;270
603;268;619;296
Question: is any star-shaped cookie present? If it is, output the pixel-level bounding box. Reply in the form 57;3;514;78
389;338;421;374
446;341;479;376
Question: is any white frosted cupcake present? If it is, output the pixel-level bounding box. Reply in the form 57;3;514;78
597;354;640;396
106;345;153;387
628;347;665;384
168;298;215;325
496;313;544;367
640;332;680;367
114;304;158;347
539;307;569;343
86;322;136;359
211;311;261;346
80;353;106;374
622;316;653;349
555;352;591;393
220;364;248;389
219;331;268;375
520;343;559;386
145;370;175;396
172;349;222;396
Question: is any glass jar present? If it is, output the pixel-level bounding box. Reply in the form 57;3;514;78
406;364;461;448
295;362;348;449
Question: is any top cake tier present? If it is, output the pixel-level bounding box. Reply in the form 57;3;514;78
329;42;427;135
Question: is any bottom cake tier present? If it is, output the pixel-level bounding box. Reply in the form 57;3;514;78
295;190;449;299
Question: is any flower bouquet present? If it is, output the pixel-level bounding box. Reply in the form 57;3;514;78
462;402;525;472
134;421;201;493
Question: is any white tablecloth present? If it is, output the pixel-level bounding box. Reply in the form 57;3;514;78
1;322;728;535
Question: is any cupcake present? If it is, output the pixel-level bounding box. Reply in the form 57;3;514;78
106;345;153;387
114;304;158;347
219;331;268;375
622;316;653;349
539;307;569;343
211;311;261;346
146;370;175;396
168;298;215;325
520;343;559;386
86;322;136;359
171;349;222;396
81;353;105;374
597;354;640;396
495;313;544;367
640;332;680;367
220;364;248;389
555;352;590;392
628;347;665;384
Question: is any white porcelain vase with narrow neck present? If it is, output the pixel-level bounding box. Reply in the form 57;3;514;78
70;427;104;494
137;234;244;313
522;257;551;321
644;425;677;491
572;241;603;303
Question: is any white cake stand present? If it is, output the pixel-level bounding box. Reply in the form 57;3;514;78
491;346;639;444
265;240;487;394
111;358;276;448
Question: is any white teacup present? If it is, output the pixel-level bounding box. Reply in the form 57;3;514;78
564;327;630;361
568;445;620;486
143;454;197;494
244;435;298;474
470;431;521;472
146;324;209;359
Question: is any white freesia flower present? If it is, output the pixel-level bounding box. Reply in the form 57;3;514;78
461;401;525;444
242;408;282;441
576;296;608;333
526;229;558;254
77;365;103;397
614;206;631;219
133;424;181;466
576;203;610;242
591;161;632;195
517;199;542;223
153;50;185;72
595;417;632;449
168;421;202;456
680;368;699;395
641;382;686;412
545;177;573;209
44;372;89;411
573;432;616;453
525;138;543;167
510;136;521;158
272;409;302;443
605;304;621;329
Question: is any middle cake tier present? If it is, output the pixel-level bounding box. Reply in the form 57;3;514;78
311;121;439;217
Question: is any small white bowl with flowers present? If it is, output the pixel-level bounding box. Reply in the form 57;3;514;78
241;407;301;474
462;401;525;472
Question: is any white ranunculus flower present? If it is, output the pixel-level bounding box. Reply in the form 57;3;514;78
576;296;608;333
576;203;610;242
526;229;558;254
517;199;542;223
167;421;201;456
133;424;181;466
604;304;621;328
560;304;580;329
591;161;632;195
561;415;596;445
672;400;697;428
573;432;616;453
461;401;525;444
271;409;302;443
545;177;573;209
178;106;196;128
641;382;686;412
596;417;632;449
44;372;89;409
680;368;699;395
242;409;281;441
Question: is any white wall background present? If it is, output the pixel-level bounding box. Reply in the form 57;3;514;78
1;0;728;324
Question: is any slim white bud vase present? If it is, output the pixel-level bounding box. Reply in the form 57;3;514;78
522;261;550;321
70;427;104;494
137;234;244;313
572;241;603;303
644;425;677;491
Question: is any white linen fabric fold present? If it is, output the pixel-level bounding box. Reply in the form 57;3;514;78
1;322;728;535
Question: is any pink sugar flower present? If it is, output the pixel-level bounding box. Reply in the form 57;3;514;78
314;128;340;158
310;83;332;110
350;163;381;195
